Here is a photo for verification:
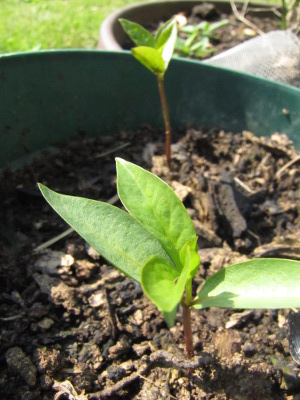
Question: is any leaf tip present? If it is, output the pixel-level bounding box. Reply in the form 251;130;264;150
37;182;47;194
115;158;128;173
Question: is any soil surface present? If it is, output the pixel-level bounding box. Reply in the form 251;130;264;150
1;125;300;400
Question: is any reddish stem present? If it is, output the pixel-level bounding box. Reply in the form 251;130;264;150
157;75;171;165
182;305;194;359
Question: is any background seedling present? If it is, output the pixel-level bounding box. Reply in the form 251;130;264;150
119;18;177;165
281;0;299;29
39;159;300;360
175;20;228;58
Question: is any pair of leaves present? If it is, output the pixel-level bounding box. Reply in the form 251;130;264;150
119;18;177;76
117;158;199;325
39;159;300;327
39;158;199;326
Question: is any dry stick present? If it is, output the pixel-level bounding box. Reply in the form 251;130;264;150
136;369;177;400
234;176;254;194
104;287;118;340
242;0;250;15
229;0;264;35
90;372;140;399
89;351;210;399
94;142;130;159
275;154;300;180
149;350;210;369
157;75;172;166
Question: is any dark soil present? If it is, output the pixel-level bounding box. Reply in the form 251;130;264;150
1;124;300;400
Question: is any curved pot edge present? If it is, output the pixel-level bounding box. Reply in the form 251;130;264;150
98;0;281;50
0;49;299;173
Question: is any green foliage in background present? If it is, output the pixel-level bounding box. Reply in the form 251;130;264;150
0;0;137;53
1;0;281;54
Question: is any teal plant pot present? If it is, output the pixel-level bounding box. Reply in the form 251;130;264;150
0;50;299;170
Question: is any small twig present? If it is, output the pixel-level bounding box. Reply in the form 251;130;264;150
234;176;254;194
89;351;211;399
89;370;143;399
149;350;211;370
104;288;119;340
34;194;119;253
275;155;300;180
98;373;140;399
0;313;25;321
229;0;264;35
241;0;250;16
247;229;261;246
136;370;177;400
94;142;130;159
34;227;74;253
164;369;172;399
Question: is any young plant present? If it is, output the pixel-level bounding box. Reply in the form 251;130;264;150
119;18;177;165
39;159;300;360
175;20;228;59
280;0;299;29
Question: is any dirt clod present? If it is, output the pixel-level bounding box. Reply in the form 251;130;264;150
6;347;37;387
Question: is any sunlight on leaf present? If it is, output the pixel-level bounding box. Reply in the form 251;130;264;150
155;19;177;69
117;158;197;269
38;184;172;282
131;46;165;75
193;258;300;309
119;19;155;47
142;254;190;326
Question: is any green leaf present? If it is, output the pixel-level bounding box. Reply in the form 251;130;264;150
119;19;155;47
208;19;229;33
141;255;190;326
131;46;166;76
38;184;173;283
180;238;200;279
155;19;177;69
175;37;188;54
184;30;198;48
116;158;197;269
193;258;300;310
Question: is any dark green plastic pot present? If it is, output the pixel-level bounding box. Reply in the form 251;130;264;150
0;50;299;170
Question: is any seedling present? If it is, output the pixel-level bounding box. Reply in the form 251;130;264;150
175;20;228;58
39;159;300;360
119;18;177;165
281;0;299;29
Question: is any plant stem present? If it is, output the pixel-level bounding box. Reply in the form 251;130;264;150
281;0;288;29
182;304;194;359
185;278;192;305
157;75;171;165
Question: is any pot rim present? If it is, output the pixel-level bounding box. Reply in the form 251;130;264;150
98;0;281;50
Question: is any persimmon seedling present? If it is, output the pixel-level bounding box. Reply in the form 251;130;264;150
39;159;300;359
119;18;177;165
